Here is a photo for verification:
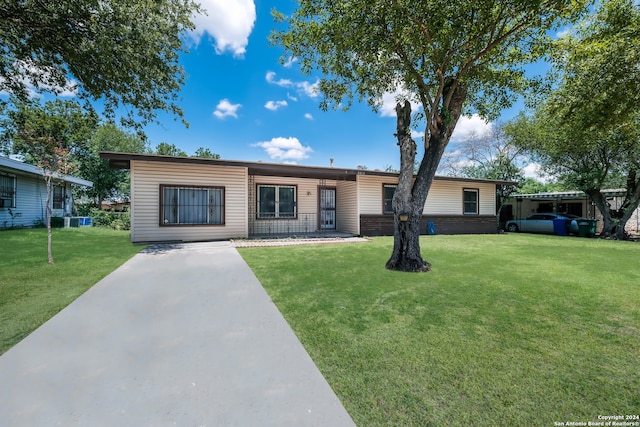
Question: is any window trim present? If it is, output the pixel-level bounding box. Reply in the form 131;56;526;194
0;173;16;209
463;188;479;215
159;184;225;227
52;185;65;210
382;184;397;215
256;184;298;220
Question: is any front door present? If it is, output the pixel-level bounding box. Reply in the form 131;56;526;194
319;187;336;230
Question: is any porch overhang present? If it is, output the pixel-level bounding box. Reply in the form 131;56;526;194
100;152;361;181
512;189;627;201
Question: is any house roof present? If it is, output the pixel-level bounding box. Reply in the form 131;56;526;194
0;156;93;187
512;189;627;200
99;151;516;186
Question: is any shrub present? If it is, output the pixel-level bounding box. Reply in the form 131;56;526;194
88;208;130;230
50;216;65;228
74;204;97;217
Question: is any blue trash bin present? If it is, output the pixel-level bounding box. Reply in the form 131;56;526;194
427;221;436;235
553;218;568;236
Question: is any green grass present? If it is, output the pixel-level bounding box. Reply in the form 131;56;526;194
0;227;144;355
239;234;640;426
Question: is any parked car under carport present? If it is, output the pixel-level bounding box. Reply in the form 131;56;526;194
505;213;581;235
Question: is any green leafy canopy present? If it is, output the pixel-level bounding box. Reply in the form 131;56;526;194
271;0;589;138
272;0;590;270
0;0;202;128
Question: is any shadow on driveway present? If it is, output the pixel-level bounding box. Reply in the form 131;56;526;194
0;241;355;426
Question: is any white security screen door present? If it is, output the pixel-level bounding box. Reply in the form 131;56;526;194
319;187;336;230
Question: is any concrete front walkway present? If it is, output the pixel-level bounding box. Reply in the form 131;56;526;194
0;242;355;426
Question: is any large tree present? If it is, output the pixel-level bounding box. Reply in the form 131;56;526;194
0;99;98;263
505;0;640;240
0;99;99;160
273;0;587;271
155;142;187;157
506;112;640;240
439;124;526;228
193;147;221;159
77;123;148;208
0;0;200;127
549;0;640;133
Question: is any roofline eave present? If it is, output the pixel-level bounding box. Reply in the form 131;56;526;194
99;151;517;185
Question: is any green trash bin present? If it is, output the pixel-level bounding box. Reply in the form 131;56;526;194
577;219;597;237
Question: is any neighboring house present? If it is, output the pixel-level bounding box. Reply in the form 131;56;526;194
100;152;512;243
100;200;130;212
504;190;640;236
0;156;93;229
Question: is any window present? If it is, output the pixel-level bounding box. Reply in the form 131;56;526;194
0;174;16;208
257;185;296;218
383;184;396;214
463;188;479;215
53;185;65;210
160;185;224;225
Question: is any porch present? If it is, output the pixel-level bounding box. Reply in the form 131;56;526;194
247;172;359;239
248;212;355;239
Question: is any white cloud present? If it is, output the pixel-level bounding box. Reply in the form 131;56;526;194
0;60;78;98
379;88;421;117
304;113;314;120
283;56;298;68
410;129;424;140
253;137;313;161
450;114;493;142
265;71;319;98
188;0;256;57
522;162;552;183
378;92;492;145
522;163;540;178
556;26;573;39
265;71;293;87
213;98;241;119
298;80;319;98
265;100;288;111
287;92;298;102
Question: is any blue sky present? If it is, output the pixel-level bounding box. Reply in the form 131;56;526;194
5;0;548;173
141;0;532;172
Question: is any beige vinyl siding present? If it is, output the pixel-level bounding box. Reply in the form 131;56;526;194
357;175;497;215
424;181;495;215
336;180;359;234
358;175;390;215
251;176;337;234
476;183;497;215
424;181;460;214
130;161;247;243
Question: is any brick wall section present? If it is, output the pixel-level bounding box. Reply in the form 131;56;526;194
360;215;498;236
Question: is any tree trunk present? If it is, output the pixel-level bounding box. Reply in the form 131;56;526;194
386;101;430;271
585;189;614;236
496;204;504;232
386;83;467;272
587;170;640;240
614;170;640;240
45;175;54;264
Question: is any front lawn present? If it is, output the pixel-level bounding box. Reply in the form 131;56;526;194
239;234;640;426
0;227;143;355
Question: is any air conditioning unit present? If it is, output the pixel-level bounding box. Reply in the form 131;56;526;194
64;216;93;228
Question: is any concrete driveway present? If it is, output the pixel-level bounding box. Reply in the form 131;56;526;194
0;241;355;426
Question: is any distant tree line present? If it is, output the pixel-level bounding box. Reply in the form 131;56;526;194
0;98;220;209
